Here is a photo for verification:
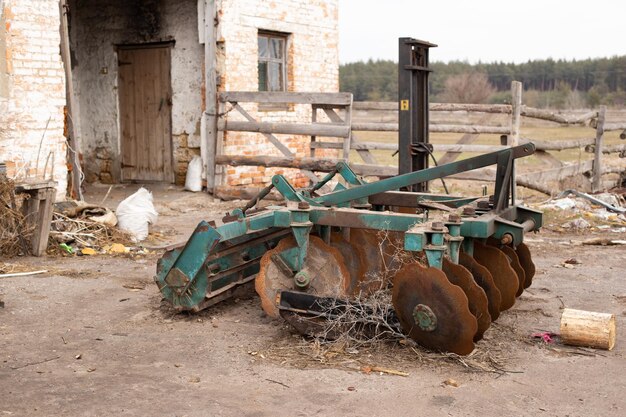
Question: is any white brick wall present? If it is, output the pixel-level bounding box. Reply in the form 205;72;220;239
0;0;68;200
218;0;340;187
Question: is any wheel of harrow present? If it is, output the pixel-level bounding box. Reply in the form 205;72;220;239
497;244;526;297
330;229;387;296
442;258;491;342
392;263;478;355
472;241;519;311
515;242;536;288
459;252;502;321
255;235;351;318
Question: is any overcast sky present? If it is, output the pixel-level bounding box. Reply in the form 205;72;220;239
338;0;625;64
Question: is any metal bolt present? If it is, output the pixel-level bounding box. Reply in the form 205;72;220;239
477;201;490;209
298;201;310;210
294;271;310;290
447;213;461;223
462;206;475;216
500;234;513;245
431;221;444;231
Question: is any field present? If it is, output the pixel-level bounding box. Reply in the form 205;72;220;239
1;183;625;417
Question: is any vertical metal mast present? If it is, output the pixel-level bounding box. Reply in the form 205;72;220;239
398;38;437;192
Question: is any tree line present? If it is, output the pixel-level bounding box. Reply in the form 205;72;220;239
339;56;626;107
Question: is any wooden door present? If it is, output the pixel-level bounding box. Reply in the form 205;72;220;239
118;45;173;182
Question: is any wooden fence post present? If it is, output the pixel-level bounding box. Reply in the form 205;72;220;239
203;0;218;193
592;106;606;192
509;81;522;146
509;81;522;200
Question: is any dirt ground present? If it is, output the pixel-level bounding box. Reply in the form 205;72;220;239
1;183;625;417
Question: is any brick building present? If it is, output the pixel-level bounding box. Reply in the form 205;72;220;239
0;0;339;199
0;0;68;199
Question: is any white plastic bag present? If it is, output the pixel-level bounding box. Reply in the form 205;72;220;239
185;156;203;192
116;187;158;242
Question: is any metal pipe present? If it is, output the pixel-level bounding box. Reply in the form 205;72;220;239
521;219;536;232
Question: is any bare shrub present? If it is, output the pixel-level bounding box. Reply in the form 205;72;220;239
441;72;496;104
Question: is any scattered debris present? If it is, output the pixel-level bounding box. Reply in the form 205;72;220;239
0;269;47;279
80;247;97;256
50;202;131;255
582;238;626;246
10;356;60;370
361;365;409;377
116;187;158;242
531;331;557;344
265;378;290;388
442;378;459;387
557;190;626;214
123;283;145;290
106;243;129;254
75;354;82;360
562;218;590;230
564;258;582;265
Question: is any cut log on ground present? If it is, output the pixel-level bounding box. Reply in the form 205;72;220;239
560;308;616;351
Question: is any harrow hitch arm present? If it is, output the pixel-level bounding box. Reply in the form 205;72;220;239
315;144;535;207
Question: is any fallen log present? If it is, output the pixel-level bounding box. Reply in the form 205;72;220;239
560;308;616;351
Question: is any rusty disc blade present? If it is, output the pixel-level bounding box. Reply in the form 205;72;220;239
515;242;535;288
442;258;491;342
392;263;477;355
255;235;351;318
331;229;387;296
459;252;501;321
472;241;518;311
498;245;526;297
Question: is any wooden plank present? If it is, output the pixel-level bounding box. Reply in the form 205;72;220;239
59;0;83;199
233;104;293;156
351;122;510;134
351;134;378;164
215;154;397;176
353;102;513;113
204;0;218;191
321;107;362;162
343;96;352;160
521;160;594;184
534;150;564;168
219;91;353;106
231;103;320;184
524;137;595;151
218;120;351;138
310;141;509;153
522;107;597;125
438;115;490;165
603;122;626;132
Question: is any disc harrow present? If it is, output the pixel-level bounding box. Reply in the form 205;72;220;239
155;144;542;355
154;37;541;355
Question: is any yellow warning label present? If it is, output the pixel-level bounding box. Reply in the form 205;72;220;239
400;100;409;111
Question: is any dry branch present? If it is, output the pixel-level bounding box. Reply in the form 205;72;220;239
0;176;32;257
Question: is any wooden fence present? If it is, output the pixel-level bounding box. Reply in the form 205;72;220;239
211;83;626;198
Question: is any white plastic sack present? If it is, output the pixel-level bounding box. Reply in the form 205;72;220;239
185;155;203;192
116;187;158;242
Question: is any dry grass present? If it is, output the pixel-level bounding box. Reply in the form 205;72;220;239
0;176;33;257
49;212;132;250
